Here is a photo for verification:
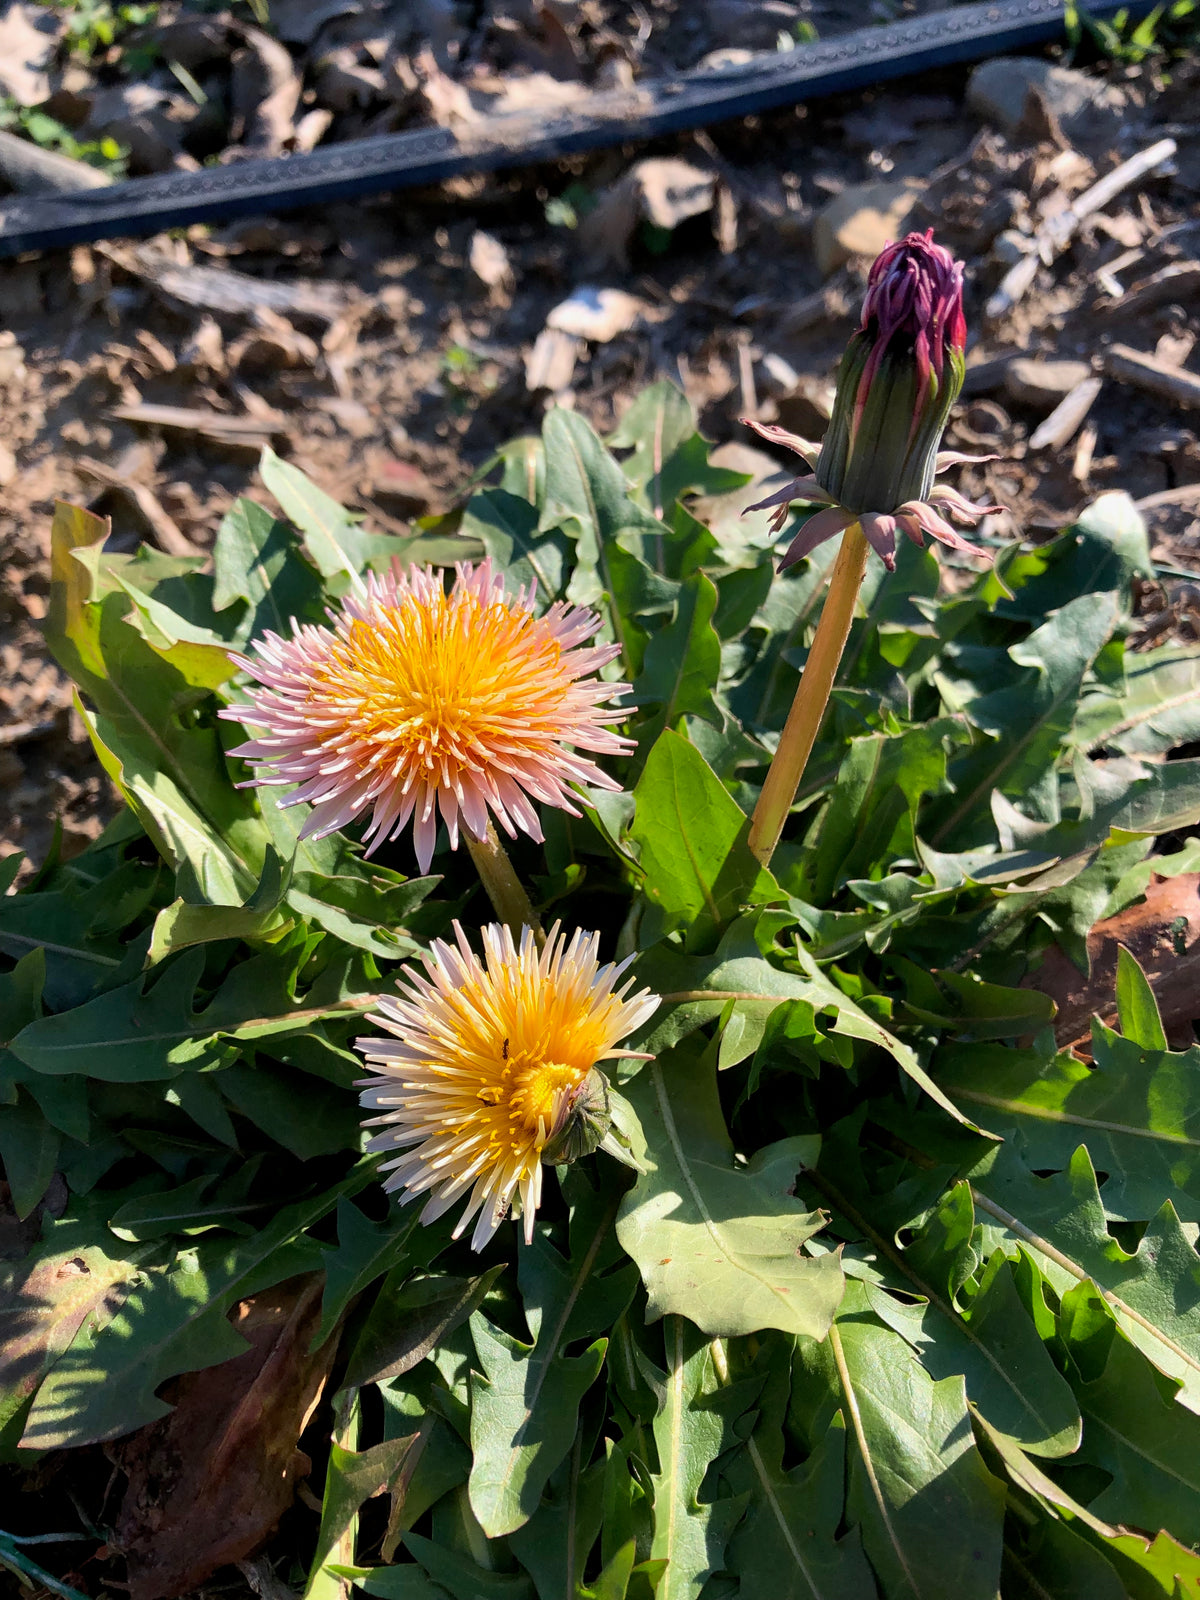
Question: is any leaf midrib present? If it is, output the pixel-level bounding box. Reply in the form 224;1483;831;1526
748;1436;825;1600
650;1063;808;1323
953;1087;1200;1148
484;1197;615;1514
18;997;375;1056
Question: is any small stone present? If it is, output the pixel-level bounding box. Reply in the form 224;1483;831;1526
966;59;1126;146
1005;357;1093;409
469;230;513;292
812;179;925;277
0;442;16;487
546;287;644;343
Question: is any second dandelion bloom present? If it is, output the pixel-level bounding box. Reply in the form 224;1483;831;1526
357;921;660;1249
221;560;633;871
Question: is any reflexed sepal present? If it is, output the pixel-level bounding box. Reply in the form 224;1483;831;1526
541;1065;615;1166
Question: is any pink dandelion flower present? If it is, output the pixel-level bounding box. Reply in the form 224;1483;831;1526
357;921;660;1249
220;561;633;872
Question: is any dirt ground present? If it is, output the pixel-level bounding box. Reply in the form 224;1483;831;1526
3;2;1200;876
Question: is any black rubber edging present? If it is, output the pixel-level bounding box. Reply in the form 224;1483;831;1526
0;0;1161;258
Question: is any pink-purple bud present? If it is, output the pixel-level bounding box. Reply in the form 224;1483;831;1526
857;231;966;422
816;230;968;519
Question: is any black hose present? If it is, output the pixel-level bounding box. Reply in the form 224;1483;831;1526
0;0;1161;258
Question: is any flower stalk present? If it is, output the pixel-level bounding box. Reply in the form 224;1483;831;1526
745;229;999;868
747;521;868;865
465;824;544;942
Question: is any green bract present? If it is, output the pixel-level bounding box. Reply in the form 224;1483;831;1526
3;387;1200;1599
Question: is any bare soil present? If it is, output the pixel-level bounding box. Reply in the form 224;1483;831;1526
3;4;1200;876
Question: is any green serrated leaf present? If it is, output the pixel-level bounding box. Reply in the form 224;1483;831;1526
629;732;780;948
403;1532;534;1600
822;1284;1005;1600
644;1318;753;1600
616;1042;843;1339
727;1381;875;1600
468;1181;630;1536
940;1025;1200;1223
607;380;746;520
1061;1290;1200;1543
934;591;1120;846
259;447;390;592
540;406;662;657
10;940;374;1083
20;1176;363;1449
316;1199;435;1347
461;487;572;602
1114;944;1168;1052
632;573;724;745
1075;643;1200;757
107;1172;263;1242
211;495;325;642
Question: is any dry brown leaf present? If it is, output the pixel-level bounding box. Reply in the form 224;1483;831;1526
415;46;478;128
231;26;303;157
1029;873;1200;1049
110;1275;335;1600
579;158;716;269
0;0;61;106
469;230;514;293
0;1238;140;1434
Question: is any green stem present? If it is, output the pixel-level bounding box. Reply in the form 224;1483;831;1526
465;824;544;941
748;522;869;866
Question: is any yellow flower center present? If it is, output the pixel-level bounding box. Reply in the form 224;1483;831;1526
478;1051;583;1136
312;590;570;773
510;1060;581;1131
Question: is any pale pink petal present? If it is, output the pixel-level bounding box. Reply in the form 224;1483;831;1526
778;506;855;570
859;513;899;571
926;483;1004;524
744;475;837;534
898;499;988;559
741;417;822;467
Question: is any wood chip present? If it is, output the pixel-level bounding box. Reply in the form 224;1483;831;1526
76;457;200;558
111;248;355;324
1106;260;1200;317
524;327;579;394
1103;344;1200;411
1071;422;1097;482
0;128;112;195
109;401;288;448
1027;376;1103;451
1134;483;1200;513
986;136;1177;319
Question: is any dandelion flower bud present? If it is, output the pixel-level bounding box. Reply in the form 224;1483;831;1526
744;231;1001;572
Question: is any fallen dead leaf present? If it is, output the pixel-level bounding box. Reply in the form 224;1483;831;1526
579;157;717;268
110;1275;335;1600
469;229;513;293
0;0;61;106
231;26;304;157
1029;873;1200;1049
